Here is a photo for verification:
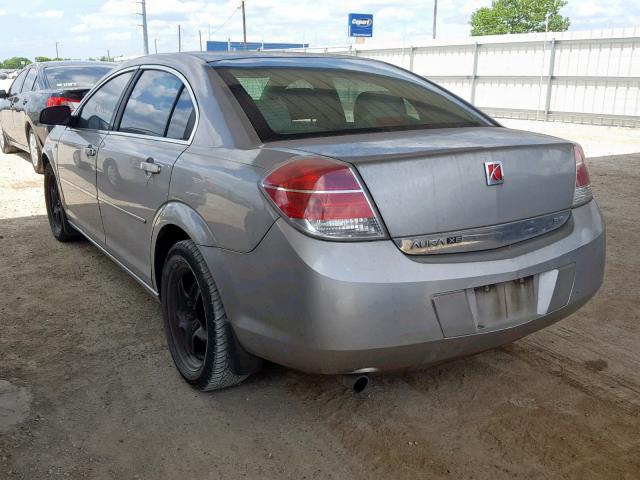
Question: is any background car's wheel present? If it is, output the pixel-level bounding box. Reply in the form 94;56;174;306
28;128;43;174
0;125;17;154
104;160;122;189
44;163;79;242
162;240;249;391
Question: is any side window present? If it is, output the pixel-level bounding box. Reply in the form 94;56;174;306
77;71;134;131
8;70;28;97
119;70;183;137
22;69;37;93
166;87;195;140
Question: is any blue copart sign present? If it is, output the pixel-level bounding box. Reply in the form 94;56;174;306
348;13;373;37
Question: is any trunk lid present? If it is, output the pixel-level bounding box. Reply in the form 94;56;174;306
266;127;576;246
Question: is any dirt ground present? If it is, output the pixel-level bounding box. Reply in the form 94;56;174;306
0;121;639;479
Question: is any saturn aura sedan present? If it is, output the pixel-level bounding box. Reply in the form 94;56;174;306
38;53;605;391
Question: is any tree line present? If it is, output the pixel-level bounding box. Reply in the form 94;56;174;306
470;0;569;36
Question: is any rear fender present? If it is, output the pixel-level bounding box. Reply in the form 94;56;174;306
150;201;218;289
150;201;263;375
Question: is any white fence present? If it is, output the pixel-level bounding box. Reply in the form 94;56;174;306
275;28;640;127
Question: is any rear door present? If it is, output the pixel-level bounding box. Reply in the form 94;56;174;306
97;68;196;284
3;68;28;142
56;70;136;246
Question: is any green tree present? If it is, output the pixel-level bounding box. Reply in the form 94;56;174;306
1;57;32;69
470;0;570;36
35;56;53;63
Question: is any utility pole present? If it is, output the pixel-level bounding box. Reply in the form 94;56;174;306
154;39;158;54
138;0;149;55
107;49;111;62
178;24;182;52
241;0;247;47
55;41;59;59
199;30;203;51
432;0;438;39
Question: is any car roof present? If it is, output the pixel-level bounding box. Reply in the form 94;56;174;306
117;52;398;78
120;51;360;68
187;51;351;62
34;61;114;69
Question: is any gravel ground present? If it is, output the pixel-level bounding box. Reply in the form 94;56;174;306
0;123;639;479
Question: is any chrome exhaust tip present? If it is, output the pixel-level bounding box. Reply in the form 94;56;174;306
342;374;370;393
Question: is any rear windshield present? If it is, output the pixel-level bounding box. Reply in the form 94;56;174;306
216;66;491;141
44;65;112;89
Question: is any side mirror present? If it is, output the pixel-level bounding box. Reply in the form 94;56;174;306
0;90;7;99
40;105;72;126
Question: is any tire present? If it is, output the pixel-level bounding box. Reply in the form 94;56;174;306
28;128;43;174
44;163;79;242
0;125;17;154
162;240;249;391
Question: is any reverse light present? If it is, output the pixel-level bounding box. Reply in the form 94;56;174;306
261;156;385;240
572;144;593;207
46;96;80;111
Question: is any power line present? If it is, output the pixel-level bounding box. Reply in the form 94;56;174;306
209;3;242;37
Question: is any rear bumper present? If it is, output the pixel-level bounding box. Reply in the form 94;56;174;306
201;201;605;374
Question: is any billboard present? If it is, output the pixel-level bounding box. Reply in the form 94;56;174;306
348;13;373;37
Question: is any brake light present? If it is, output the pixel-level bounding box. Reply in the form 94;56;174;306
572;144;592;207
261;156;385;239
46;96;80;111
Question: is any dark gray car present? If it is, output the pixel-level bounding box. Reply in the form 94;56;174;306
0;61;113;173
39;53;605;391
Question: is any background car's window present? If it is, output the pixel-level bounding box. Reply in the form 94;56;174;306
218;67;491;141
44;66;113;89
22;68;37;92
166;87;195;140
77;72;134;131
8;69;28;96
119;70;183;137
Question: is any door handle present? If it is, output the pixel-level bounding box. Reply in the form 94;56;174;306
139;157;161;174
84;145;97;157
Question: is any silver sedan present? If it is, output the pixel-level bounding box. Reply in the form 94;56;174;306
39;53;605;391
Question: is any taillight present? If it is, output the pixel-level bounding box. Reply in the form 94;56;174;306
46;96;80;111
261;156;385;240
572;144;592;207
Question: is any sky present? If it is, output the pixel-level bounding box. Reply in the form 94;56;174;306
0;0;638;60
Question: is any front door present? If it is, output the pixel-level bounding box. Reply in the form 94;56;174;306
96;68;196;285
56;128;108;244
56;70;136;246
